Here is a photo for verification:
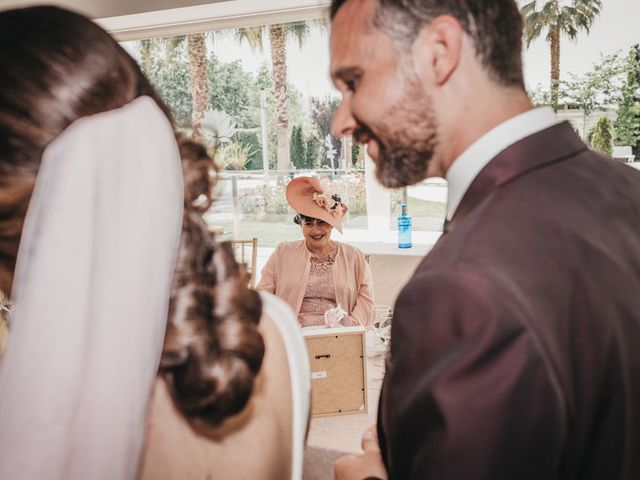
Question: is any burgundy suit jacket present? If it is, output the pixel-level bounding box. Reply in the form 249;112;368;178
378;122;640;479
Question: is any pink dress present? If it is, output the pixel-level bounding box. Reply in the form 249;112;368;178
298;249;338;327
257;240;374;328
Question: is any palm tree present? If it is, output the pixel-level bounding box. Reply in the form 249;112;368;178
521;0;602;111
186;33;209;141
236;22;312;173
137;35;210;140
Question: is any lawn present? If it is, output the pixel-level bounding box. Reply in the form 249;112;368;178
211;197;445;247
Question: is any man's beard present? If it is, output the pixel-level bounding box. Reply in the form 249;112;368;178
354;73;437;189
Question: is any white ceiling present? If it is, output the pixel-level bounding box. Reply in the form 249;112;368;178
0;0;230;19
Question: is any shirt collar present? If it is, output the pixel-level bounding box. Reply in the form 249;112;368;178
445;107;560;220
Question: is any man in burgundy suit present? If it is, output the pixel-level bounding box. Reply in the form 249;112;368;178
329;0;640;479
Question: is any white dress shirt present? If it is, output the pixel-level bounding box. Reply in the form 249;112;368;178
445;107;560;220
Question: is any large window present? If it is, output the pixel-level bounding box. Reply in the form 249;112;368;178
121;15;447;246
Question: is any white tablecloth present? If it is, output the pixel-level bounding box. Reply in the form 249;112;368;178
304;356;385;480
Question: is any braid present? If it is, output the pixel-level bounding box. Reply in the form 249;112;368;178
161;134;264;428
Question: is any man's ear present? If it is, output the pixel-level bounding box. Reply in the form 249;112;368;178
411;15;462;86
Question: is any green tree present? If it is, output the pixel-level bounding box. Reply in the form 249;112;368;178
310;96;341;168
559;52;625;114
208;57;255;122
351;143;361;168
138;38;192;128
136;35;209;137
217;141;254;170
135;33;310;171
614;45;640;152
290;125;308;169
306;135;323;169
527;83;552;107
591;117;613;156
187;33;209;140
236;22;316;172
521;0;602;111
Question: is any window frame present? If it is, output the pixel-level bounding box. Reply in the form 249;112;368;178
98;0;331;41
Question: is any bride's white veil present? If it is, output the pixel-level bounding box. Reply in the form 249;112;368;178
0;96;184;479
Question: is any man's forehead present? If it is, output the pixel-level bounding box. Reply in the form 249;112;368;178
331;0;375;33
330;0;378;70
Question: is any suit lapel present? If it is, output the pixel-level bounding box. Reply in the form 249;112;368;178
448;121;588;232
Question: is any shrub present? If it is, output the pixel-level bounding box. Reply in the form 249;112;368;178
240;182;291;216
218;141;254;170
591;117;614;156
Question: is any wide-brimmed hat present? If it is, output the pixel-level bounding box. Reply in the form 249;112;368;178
285;177;349;233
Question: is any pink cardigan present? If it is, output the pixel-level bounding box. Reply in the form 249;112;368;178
257;240;374;327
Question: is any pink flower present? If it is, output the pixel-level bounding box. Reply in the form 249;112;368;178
312;192;327;207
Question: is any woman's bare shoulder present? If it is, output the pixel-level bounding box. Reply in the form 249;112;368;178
141;309;294;480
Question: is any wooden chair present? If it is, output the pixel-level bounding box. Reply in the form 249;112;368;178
230;238;258;288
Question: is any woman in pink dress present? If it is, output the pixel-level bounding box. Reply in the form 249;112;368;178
258;177;374;327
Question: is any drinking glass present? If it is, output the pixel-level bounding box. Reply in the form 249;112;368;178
370;305;392;367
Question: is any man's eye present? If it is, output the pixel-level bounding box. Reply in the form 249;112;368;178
345;79;357;92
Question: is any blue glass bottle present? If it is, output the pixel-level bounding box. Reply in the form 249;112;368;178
397;203;412;249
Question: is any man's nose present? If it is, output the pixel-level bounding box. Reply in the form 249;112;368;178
332;99;358;138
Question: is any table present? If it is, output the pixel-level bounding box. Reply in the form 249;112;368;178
336;229;441;307
334;228;442;254
303;355;385;480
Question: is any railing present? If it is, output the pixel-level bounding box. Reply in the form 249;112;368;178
206;169;447;246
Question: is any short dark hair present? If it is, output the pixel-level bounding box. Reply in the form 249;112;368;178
330;0;525;88
293;214;317;224
294;214;309;225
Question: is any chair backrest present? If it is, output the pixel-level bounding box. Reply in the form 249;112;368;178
230;238;258;288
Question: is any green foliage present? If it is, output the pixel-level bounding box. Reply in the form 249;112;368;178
285;21;311;48
326;174;367;217
240;183;291;216
351;143;361;168
521;0;602;46
529;53;627;112
238;173;368;223
559;53;626;114
218;141;254;170
587;126;596;146
139;39;192;128
290;125;308;169
310;96;341;168
527;84;552;107
306;135;323;169
133;24;327;171
591;117;613;156
208;56;256;127
255;62;272;91
235;131;263;170
521;0;603;109
614;45;640;149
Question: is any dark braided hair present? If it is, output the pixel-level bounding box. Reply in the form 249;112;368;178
162;136;264;427
0;5;264;427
